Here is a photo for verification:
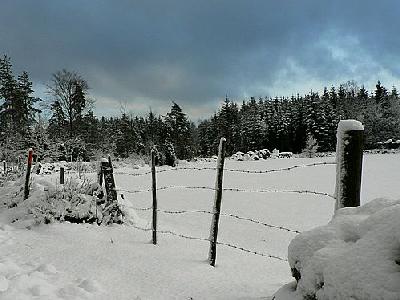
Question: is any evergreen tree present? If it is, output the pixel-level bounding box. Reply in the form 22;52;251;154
0;56;40;158
0;55;18;138
374;80;387;105
217;97;240;155
16;71;40;131
239;97;264;151
165;102;194;159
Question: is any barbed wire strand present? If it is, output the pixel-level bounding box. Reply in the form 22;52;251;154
223;161;335;174
129;206;153;211
151;209;300;234
220;212;301;234
113;161;335;177
116;185;334;199
221;187;335;199
130;224;287;261
216;241;287;261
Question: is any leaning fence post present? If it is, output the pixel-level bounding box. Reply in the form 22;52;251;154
97;161;103;186
24;148;33;200
60;167;65;184
151;149;157;245
101;156;117;204
335;120;364;210
208;137;226;266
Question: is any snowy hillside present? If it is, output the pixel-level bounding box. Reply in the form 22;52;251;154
0;154;399;299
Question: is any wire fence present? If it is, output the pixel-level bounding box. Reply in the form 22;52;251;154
4;150;335;263
115;156;335;262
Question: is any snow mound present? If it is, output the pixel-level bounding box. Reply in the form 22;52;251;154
281;198;400;300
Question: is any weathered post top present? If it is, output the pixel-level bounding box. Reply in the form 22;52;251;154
335;120;364;211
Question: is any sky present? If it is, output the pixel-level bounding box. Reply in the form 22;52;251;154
1;0;400;120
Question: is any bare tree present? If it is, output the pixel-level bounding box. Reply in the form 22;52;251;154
47;69;89;138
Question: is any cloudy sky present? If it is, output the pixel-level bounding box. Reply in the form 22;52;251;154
1;0;399;119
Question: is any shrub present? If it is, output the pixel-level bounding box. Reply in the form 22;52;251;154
31;176;124;225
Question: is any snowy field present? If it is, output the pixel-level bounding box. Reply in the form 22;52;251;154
0;154;399;299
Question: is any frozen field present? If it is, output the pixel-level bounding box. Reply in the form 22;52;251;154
0;153;399;299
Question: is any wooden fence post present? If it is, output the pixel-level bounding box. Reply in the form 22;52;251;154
24;148;33;200
77;156;81;178
60;167;65;184
97;162;103;186
101;156;117;204
335;120;364;210
208;137;226;266
151;149;157;245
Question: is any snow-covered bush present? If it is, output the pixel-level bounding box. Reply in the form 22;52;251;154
31;177;124;225
276;198;400;300
230;149;271;161
37;161;98;175
279;152;293;158
377;138;400;149
0;169;24;187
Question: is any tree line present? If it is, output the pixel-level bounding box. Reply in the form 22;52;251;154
1;55;399;164
198;81;400;156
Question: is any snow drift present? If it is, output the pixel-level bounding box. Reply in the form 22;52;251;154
274;198;400;299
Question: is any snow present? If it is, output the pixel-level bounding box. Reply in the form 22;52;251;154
273;282;302;300
337;119;364;132
0;223;102;299
0;154;399;299
284;197;400;300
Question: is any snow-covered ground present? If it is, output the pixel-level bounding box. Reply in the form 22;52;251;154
0;154;399;299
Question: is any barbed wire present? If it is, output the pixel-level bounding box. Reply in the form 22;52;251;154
130;208;301;234
131;224;152;232
129;206;153;211
157;209;212;215
215;241;287;261
117;185;334;199
223;161;335;174
130;224;287;261
222;187;335;199
112;161;335;177
220;213;301;234
114;170;152;176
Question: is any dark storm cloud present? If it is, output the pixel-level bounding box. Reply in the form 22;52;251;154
1;0;400;118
